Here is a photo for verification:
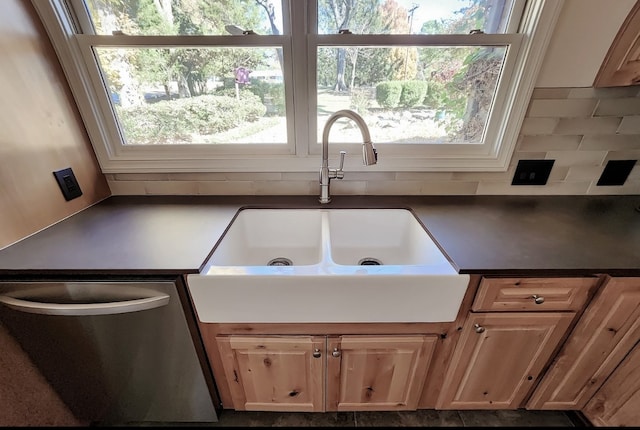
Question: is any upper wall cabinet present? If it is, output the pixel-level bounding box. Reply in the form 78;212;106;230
594;1;640;87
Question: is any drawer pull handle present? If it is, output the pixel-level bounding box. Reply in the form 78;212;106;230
474;323;485;334
532;294;545;305
332;347;342;358
312;348;321;358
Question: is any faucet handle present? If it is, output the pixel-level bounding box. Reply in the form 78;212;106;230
335;151;346;179
338;151;346;171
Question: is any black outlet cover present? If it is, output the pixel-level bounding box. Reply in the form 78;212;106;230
596;159;637;186
512;159;555;185
53;167;83;201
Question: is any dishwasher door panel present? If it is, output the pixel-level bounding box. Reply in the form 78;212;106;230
0;281;217;425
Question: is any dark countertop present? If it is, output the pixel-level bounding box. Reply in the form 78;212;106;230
0;195;639;276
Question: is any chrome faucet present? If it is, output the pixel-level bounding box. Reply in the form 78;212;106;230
319;109;377;204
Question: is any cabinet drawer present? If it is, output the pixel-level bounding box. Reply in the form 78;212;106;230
472;277;597;312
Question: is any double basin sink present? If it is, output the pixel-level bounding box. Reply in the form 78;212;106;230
186;208;469;323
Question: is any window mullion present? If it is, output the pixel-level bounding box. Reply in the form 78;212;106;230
290;0;311;157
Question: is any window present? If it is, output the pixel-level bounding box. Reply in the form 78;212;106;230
33;0;563;173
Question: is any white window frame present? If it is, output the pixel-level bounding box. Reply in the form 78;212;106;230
32;0;564;173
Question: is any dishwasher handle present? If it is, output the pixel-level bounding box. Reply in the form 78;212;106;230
0;292;170;316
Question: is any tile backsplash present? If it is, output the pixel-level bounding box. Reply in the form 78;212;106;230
107;86;640;196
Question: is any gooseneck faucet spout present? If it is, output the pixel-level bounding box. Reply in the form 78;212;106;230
320;109;377;204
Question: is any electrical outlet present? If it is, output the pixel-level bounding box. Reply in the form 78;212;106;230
596;160;637;186
511;159;555;185
53;167;83;201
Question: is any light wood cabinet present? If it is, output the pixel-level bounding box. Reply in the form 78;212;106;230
594;1;640;87
437;276;600;410
472;277;593;312
197;275;609;413
583;340;640;426
326;335;437;411
527;277;640;410
215;334;437;412
216;336;325;412
436;312;574;409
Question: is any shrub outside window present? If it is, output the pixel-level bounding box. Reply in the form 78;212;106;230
33;0;563;172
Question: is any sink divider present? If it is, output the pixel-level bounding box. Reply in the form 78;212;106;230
320;211;334;266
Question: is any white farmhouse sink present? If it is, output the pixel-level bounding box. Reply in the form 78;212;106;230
207;209;323;266
187;208;469;323
327;209;455;267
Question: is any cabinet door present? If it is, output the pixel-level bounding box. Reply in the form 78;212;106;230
583;341;640;426
326;335;437;412
216;335;325;412
436;312;574;410
527;277;640;410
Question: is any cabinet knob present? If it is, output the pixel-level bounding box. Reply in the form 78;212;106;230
474;323;485;334
312;348;321;358
532;294;545;305
332;347;341;358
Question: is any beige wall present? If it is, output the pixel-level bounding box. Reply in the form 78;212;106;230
536;0;636;88
0;0;110;250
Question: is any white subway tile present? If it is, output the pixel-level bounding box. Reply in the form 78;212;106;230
517;135;582;152
451;170;515;182
252;181;316;195
553;117;621;135
528;99;597;118
107;180;146;195
580;134;640;150
531;88;571;99
395;172;454;181
331;181;367;195
168;172;283;181
114;173;170;181
520;118;559;135
167;172;228;181
144;181;199;195
196;181;255;195
568;87;640;99
546;151;607;166
548;166;570;181
566;166;605;181
616;116;640;134
364;181;478;195
594;98;640;117
341;171;396;181
282;172;320;181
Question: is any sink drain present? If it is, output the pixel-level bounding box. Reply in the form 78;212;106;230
268;257;293;266
358;257;382;266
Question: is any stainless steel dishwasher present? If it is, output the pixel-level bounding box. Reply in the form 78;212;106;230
0;280;218;425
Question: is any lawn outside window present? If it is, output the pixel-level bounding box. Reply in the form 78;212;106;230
32;0;564;173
